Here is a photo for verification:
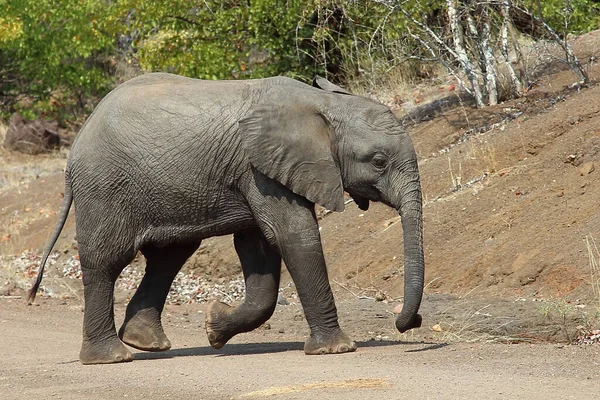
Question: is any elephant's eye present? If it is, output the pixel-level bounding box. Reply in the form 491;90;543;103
371;154;388;169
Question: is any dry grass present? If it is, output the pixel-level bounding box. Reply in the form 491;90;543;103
467;139;499;175
346;60;454;118
240;378;390;398
535;238;600;344
584;234;600;308
434;304;496;342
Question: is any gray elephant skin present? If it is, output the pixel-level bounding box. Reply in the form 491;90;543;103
28;73;424;365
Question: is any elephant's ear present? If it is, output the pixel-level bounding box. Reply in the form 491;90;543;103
312;76;350;95
239;94;345;212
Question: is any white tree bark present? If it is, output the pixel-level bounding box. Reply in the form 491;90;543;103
501;1;523;96
480;5;497;105
447;0;484;107
465;2;485;81
464;1;497;104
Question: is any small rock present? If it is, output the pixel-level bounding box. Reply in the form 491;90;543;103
579;162;595;176
277;294;289;306
375;291;386;302
41;277;84;300
278;328;285;334
431;324;443;332
565;154;583;166
114;289;134;305
0;282;15;296
262;323;271;330
383;217;400;228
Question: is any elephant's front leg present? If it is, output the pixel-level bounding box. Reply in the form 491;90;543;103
253;198;356;355
279;223;357;354
206;229;281;349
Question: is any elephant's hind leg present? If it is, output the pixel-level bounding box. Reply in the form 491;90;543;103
206;229;281;349
119;242;200;352
79;250;135;365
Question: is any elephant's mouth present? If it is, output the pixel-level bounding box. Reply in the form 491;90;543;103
349;193;370;211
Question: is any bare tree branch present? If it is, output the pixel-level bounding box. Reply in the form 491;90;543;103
407;28;473;96
509;2;588;83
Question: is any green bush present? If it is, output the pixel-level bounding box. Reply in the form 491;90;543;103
520;0;600;34
0;0;116;121
109;0;313;80
1;0;599;121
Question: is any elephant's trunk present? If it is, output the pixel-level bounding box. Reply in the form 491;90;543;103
393;173;424;333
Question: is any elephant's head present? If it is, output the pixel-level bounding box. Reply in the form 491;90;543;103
239;76;424;332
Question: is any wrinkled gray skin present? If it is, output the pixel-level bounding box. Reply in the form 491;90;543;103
28;73;424;365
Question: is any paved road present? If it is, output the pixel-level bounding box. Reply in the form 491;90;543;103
1;297;599;399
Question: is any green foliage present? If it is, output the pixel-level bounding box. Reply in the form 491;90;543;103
2;0;599;121
0;0;116;120
109;0;312;81
520;0;600;34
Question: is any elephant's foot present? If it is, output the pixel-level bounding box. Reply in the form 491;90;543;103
80;336;133;365
304;329;357;355
205;301;235;349
118;310;172;352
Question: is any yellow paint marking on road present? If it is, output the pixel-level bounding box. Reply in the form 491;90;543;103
240;378;391;397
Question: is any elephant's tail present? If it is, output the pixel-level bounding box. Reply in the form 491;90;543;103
27;176;73;305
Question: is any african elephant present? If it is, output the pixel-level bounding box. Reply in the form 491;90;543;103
28;73;424;365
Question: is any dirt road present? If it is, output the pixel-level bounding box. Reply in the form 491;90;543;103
1;297;598;400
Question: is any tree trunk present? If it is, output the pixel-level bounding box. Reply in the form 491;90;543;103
447;0;484;107
465;2;487;94
535;0;544;22
480;5;497;105
501;1;523;96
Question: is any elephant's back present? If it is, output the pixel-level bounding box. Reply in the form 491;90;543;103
71;74;256;157
66;72;305;183
68;73;258;198
72;73;305;148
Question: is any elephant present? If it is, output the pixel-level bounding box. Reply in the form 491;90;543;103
28;73;424;365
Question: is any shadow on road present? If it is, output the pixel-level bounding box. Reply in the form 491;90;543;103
134;341;305;360
133;340;448;361
359;340;449;352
